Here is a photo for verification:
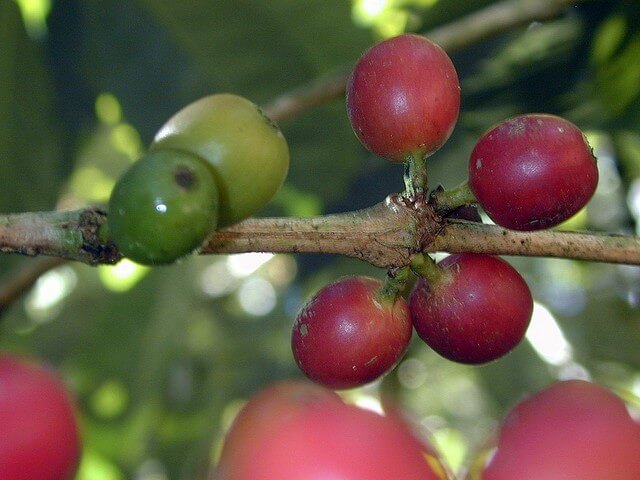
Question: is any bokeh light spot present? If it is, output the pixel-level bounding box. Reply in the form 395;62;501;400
526;302;573;366
98;259;150;292
237;277;277;316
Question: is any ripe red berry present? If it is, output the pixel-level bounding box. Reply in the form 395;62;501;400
382;403;453;479
346;34;460;162
291;276;412;390
469;114;598;230
215;381;342;480
409;253;532;364
216;380;447;480
480;380;640;480
0;354;81;480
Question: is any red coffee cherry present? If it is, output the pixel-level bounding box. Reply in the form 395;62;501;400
0;354;81;480
469;114;598;230
409;253;533;364
216;380;343;480
216;380;447;480
481;380;640;480
346;34;460;162
291;276;412;390
382;403;453;479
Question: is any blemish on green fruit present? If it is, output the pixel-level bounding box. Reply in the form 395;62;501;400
174;167;197;190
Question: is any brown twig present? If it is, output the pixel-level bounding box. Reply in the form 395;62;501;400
431;221;640;264
1;202;640;269
264;0;587;122
0;208;118;317
0;208;119;265
425;0;586;53
264;70;350;122
201;196;424;267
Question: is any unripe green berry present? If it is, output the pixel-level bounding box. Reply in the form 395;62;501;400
108;149;219;265
151;93;289;227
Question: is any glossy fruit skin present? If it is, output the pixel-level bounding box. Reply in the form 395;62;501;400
216;381;343;480
346;34;460;162
409;253;532;364
0;354;81;480
216;380;446;480
151;93;289;227
291;276;412;389
481;380;640;480
108;149;219;265
469;114;598;230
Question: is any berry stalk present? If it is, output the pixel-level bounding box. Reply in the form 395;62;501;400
403;155;430;200
430;181;477;215
379;266;412;302
410;253;445;285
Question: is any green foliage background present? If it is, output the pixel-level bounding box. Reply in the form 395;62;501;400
1;0;640;478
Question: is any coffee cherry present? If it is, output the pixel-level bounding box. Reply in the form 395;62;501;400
469;114;598;230
409;253;532;364
0;354;81;480
216;380;342;479
151;93;289;227
383;403;453;479
291;276;412;390
346;34;460;162
480;380;640;480
216;380;447;480
108;149;219;265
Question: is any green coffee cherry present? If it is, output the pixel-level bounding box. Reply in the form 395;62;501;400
150;93;289;227
108;149;219;265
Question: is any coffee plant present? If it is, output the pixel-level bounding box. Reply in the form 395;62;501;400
1;1;639;479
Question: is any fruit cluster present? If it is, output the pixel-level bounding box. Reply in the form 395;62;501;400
108;94;290;265
99;32;614;480
292;33;598;390
105;35;597;385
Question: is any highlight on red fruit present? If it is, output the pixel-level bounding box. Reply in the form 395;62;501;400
0;354;81;480
409;253;533;364
215;381;343;480
215;380;448;480
291;276;412;389
469;114;598;230
346;33;460;162
480;380;640;480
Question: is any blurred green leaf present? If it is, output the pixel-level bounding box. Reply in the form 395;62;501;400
0;1;69;212
463;18;583;96
592;14;628;64
615;131;640;181
591;2;640;116
136;0;370;99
